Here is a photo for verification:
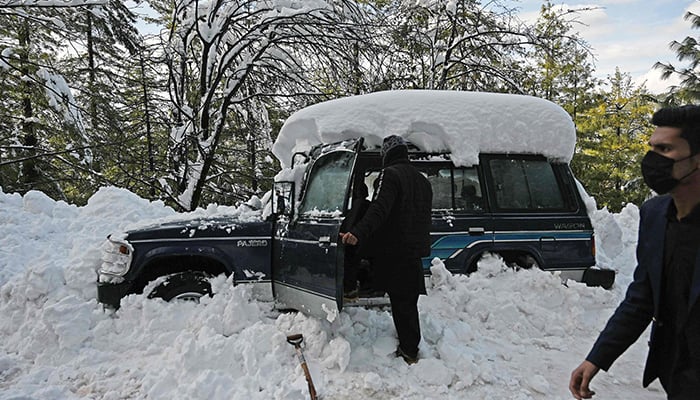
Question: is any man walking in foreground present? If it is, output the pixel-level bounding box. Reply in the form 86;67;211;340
569;105;700;399
340;135;432;364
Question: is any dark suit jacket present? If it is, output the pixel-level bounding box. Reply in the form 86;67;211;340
587;195;700;387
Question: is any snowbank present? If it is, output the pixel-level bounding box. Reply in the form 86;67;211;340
273;90;576;168
0;187;663;399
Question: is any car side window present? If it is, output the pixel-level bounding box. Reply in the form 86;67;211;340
417;165;483;212
299;151;354;216
453;168;484;211
423;167;453;210
489;158;565;210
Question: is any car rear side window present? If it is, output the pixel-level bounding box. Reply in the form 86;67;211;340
489;158;566;211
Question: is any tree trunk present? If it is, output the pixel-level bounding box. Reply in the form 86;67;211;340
140;54;156;197
19;19;39;189
353;42;361;95
248;134;258;193
86;11;97;123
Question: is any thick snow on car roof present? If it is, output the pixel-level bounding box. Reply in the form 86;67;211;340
272;90;576;168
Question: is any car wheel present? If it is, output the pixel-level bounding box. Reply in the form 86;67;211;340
515;254;539;269
148;271;213;303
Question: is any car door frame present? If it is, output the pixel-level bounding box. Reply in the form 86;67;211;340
271;139;362;318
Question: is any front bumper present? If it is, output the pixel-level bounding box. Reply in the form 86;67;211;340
97;280;134;309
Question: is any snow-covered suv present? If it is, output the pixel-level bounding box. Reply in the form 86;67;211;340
97;90;613;315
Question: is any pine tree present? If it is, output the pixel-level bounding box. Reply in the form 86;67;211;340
0;7;75;199
572;70;655;211
0;1;149;204
520;1;599;118
654;11;700;105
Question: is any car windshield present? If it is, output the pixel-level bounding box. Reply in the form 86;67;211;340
299;151;354;216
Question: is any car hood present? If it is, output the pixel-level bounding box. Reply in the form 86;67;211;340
123;217;272;241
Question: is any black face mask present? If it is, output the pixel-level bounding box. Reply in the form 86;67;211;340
641;151;697;194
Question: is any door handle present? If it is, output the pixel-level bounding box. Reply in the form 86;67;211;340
468;227;485;235
318;236;331;246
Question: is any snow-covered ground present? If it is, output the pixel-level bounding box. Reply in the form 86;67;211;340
0;186;666;399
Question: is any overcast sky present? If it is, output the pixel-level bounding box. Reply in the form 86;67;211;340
514;0;700;94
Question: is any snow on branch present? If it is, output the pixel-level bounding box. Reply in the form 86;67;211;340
36;68;86;136
0;0;106;7
159;0;370;210
0;48;12;70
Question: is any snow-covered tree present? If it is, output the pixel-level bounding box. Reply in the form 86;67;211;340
364;0;541;92
156;0;371;210
56;1;166;201
0;4;81;199
0;0;152;203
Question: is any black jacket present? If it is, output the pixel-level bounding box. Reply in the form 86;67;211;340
587;195;700;387
349;148;433;293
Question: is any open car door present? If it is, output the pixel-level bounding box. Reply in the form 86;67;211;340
272;139;362;319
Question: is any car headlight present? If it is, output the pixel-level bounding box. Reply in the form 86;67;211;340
98;234;133;283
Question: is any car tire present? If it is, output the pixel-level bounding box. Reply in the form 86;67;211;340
147;271;213;303
516;254;539;269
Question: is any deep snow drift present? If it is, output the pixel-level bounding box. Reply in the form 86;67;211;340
0;187;665;399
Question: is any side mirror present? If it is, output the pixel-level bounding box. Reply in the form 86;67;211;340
291;152;309;167
272;181;295;218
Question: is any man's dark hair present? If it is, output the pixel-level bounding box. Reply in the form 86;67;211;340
651;105;700;155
